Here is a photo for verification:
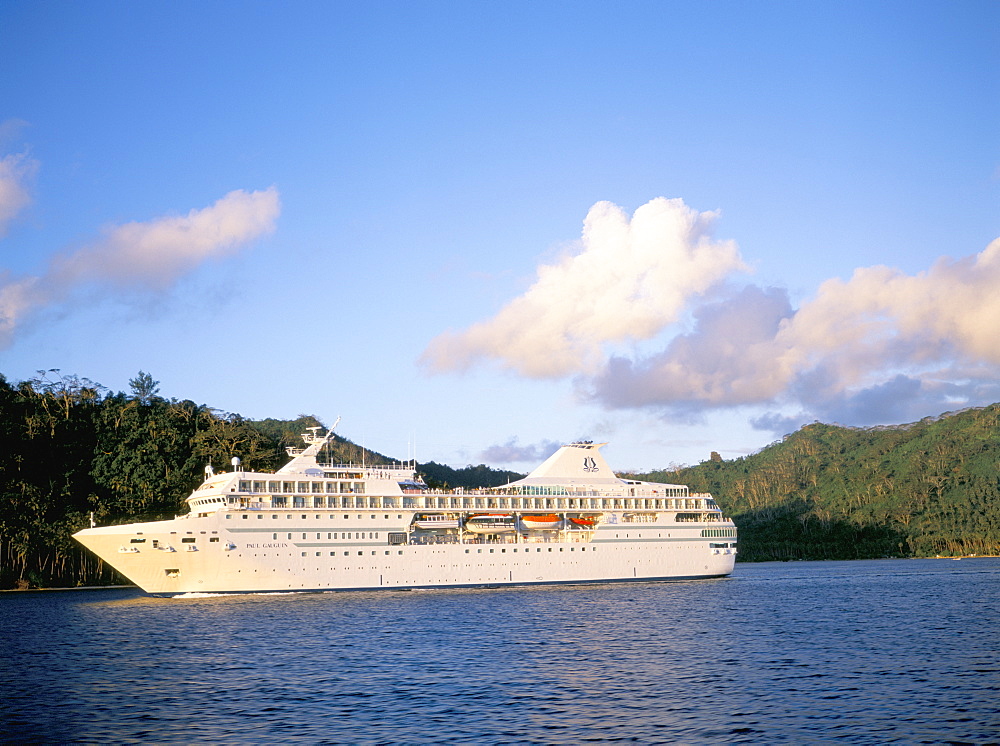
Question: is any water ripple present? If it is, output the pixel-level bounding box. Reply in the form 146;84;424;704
2;558;999;744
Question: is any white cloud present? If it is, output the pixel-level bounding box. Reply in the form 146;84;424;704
421;197;747;377
590;237;1000;428
423;192;1000;430
479;437;562;465
0;187;281;348
0;151;38;237
51;187;281;290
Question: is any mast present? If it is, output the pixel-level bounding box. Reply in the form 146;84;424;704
276;417;341;475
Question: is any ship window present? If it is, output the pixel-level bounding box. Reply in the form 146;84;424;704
272;534;277;540
226;515;231;519
302;534;306;539
357;551;363;556
165;569;179;578
330;552;336;556
210;537;219;543
301;552;306;557
257;515;263;520
130;538;146;544
181;537;196;543
316;552;321;556
344;552;349;556
242;515;248;520
287;533;292;539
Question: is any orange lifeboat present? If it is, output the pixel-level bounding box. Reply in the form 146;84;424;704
519;514;562;530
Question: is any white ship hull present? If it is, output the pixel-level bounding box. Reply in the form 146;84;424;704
74;509;736;595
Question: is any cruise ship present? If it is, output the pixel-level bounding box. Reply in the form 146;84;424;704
73;427;738;596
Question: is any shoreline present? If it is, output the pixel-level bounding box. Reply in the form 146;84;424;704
0;585;135;594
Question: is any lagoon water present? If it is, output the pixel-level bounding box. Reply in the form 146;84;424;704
2;558;998;744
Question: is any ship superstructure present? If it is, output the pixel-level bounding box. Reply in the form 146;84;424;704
73;427;737;595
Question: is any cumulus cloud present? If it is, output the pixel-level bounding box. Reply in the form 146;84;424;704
0;150;38;237
590;237;1000;430
479;437;562;465
591;285;794;409
424;192;1000;431
0;187;280;347
421;197;747;377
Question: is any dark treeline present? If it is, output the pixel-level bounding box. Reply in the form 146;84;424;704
1;370;288;589
630;405;1000;561
420;461;524;490
0;370;510;589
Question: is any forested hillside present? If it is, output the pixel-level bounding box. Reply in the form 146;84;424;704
0;371;513;589
420;461;524;490
632;406;1000;561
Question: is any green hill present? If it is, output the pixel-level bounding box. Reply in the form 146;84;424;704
629;405;1000;561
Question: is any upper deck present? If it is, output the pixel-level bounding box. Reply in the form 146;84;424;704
185;432;730;524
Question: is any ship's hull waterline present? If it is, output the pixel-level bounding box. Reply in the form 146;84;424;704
74;511;737;596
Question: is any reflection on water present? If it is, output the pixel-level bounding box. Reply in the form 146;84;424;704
2;559;998;744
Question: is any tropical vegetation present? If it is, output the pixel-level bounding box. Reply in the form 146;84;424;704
630;406;1000;561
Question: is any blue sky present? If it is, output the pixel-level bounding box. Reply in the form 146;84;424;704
1;1;997;472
